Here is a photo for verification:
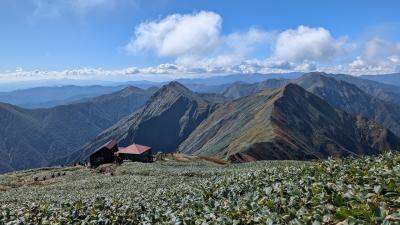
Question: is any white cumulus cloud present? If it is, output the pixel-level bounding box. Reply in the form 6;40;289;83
126;19;358;74
126;11;222;57
4;9;400;80
273;25;350;62
126;11;271;69
363;38;400;62
344;38;400;74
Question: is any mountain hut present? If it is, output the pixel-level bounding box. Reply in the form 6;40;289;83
89;140;118;167
117;144;152;162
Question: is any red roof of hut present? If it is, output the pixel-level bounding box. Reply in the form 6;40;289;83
100;140;118;150
118;144;151;155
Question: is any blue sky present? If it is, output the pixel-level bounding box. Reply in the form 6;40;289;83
1;0;400;82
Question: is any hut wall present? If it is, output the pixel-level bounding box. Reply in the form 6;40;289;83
90;148;115;167
120;150;152;162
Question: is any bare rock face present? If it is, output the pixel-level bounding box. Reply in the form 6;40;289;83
179;84;400;162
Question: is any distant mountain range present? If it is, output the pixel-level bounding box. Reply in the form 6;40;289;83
297;73;400;136
0;86;154;173
222;79;290;99
0;73;303;108
0;85;130;108
325;74;400;106
1;72;400;173
360;73;400;87
176;72;302;85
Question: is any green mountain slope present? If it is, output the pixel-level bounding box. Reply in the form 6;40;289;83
0;86;154;173
325;73;400;105
297;73;400;136
70;82;218;163
179;84;400;161
220;73;400;136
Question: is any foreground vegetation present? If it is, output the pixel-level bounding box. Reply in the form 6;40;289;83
0;153;399;224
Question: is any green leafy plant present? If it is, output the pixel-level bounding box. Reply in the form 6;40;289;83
0;153;399;224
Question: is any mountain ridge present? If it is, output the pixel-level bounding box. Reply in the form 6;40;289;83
219;72;400;136
3;73;400;172
296;73;400;136
179;83;400;162
67;81;218;163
